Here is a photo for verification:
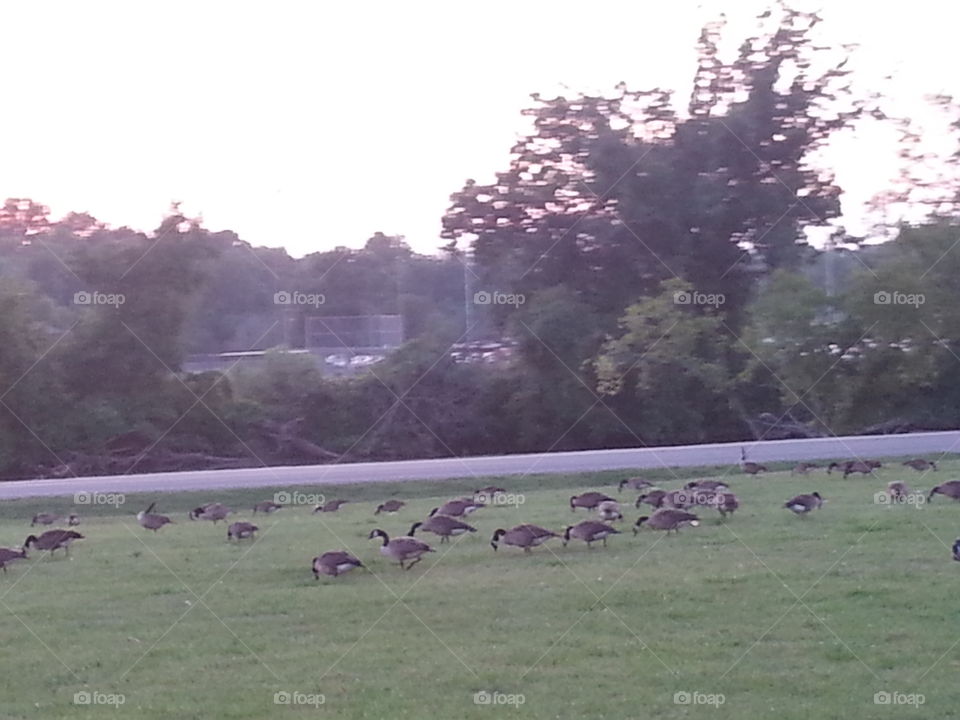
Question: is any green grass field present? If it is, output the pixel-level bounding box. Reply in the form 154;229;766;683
1;459;959;719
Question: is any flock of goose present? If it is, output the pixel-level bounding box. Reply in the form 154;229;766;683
2;453;958;577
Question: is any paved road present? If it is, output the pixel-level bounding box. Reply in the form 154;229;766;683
2;431;958;500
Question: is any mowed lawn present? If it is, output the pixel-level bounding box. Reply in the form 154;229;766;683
1;460;960;719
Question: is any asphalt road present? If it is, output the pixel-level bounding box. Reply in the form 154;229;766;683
2;431;958;500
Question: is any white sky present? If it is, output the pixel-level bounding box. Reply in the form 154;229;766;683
2;0;958;256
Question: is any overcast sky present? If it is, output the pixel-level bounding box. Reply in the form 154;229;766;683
3;0;958;256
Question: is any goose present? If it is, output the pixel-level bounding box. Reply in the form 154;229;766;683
928;481;960;502
684;479;729;491
189;503;231;523
490;525;559;552
712;491;740;519
313;499;348;513
24;529;84;555
791;462;820;475
570;492;616;512
474;486;506;503
634;509;700;534
661;489;698;509
596;500;623;521
137;502;173;532
429;499;482;518
312;551;364;578
31;513;79;527
368;528;433;570
635;489;667;509
828;460;875;478
253;500;283;514
0;547;27;573
886;481;910;503
562;521;620;548
903;458;937;472
619;477;654;493
374;500;406;515
953;539;960;562
475;485;506;496
226;521;258;541
739;447;767;475
409;517;477;543
784;492;823;516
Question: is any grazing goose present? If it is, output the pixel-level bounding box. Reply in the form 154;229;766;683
474;486;506;503
429;499;481;518
226;522;258;541
368;529;433;570
712;491;740;519
137;503;173;532
253;500;283;514
684;479;729;491
570;492;616;512
784;492;823;516
24;529;84;555
490;524;559;552
928;481;960;502
409;517;477;543
619;477;653;493
374;500;406;515
0;547;27;573
562;521;620;548
739;447;767;475
661;489;698;509
953;539;960;562
596;500;623;521
313;499;348;513
634;508;700;534
31;513;79;527
886;481;910;503
312;551;364;578
189;503;231;523
475;485;506;495
828;460;876;478
903;458;937;472
791;462;820;475
635;489;667;509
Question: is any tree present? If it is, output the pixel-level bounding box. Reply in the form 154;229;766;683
594;280;742;444
441;2;866;325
